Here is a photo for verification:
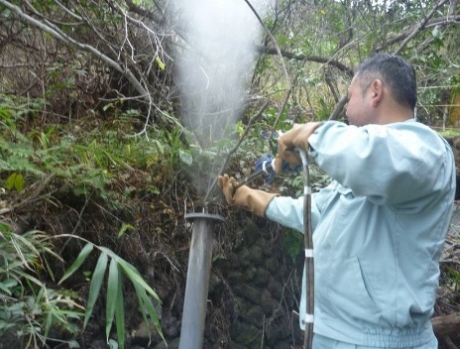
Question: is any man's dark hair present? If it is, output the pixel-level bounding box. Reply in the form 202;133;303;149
356;53;417;109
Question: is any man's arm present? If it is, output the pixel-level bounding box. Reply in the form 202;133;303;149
308;121;451;205
266;184;334;233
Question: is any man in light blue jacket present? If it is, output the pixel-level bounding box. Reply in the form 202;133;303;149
219;53;456;348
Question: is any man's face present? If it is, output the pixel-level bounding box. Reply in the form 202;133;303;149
346;76;375;126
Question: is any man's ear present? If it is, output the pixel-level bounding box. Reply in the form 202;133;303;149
370;79;384;107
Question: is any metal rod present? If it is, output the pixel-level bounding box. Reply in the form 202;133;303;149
233;168;266;190
233;160;275;190
179;213;224;349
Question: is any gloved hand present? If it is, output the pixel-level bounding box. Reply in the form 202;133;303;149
274;122;322;174
218;174;278;217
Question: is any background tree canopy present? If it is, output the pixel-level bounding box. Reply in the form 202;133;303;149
0;0;459;348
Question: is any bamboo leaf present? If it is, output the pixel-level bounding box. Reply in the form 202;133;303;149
117;259;161;303
115;269;125;349
105;258;119;341
141;290;165;342
43;254;56;282
44;312;53;338
41;244;64;263
59;243;94;285
16;270;45;288
0;283;11;295
84;252;108;328
131;282;165;344
131;282;151;343
10;233;39;271
99;246;120;261
0;279;16;295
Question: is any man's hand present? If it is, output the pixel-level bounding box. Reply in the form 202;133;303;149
218;174;278;217
274;122;322;174
218;174;238;205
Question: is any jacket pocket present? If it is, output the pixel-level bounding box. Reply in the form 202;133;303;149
322;256;382;326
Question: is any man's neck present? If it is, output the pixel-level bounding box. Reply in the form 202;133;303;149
377;105;414;125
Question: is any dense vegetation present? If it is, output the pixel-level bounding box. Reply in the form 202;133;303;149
0;0;459;348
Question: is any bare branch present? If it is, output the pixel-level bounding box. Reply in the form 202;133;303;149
449;0;458;16
328;1;456;121
325;68;339;104
0;0;151;103
256;46;354;78
124;0;165;25
394;0;450;55
244;0;291;86
376;14;460;52
54;0;83;21
111;2;172;62
329;94;348;121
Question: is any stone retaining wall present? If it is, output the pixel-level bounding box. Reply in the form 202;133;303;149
140;215;305;349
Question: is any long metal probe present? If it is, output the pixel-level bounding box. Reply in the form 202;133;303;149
299;149;314;349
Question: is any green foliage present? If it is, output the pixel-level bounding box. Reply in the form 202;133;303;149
0;94;45;128
1;1;460;346
0;223;82;349
282;164;331;198
316;97;334;121
0;94;173;347
439;129;460;137
5;172;24;191
0;94;189;207
283;229;303;262
0;227;165;348
59;242;165;349
445;266;460;291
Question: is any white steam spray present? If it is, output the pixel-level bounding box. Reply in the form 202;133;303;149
173;0;273;196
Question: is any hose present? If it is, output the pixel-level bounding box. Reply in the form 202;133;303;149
298;149;314;349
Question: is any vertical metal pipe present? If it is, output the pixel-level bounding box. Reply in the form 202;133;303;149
179;213;224;349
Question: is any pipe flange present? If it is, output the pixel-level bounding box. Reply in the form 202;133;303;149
184;212;225;223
